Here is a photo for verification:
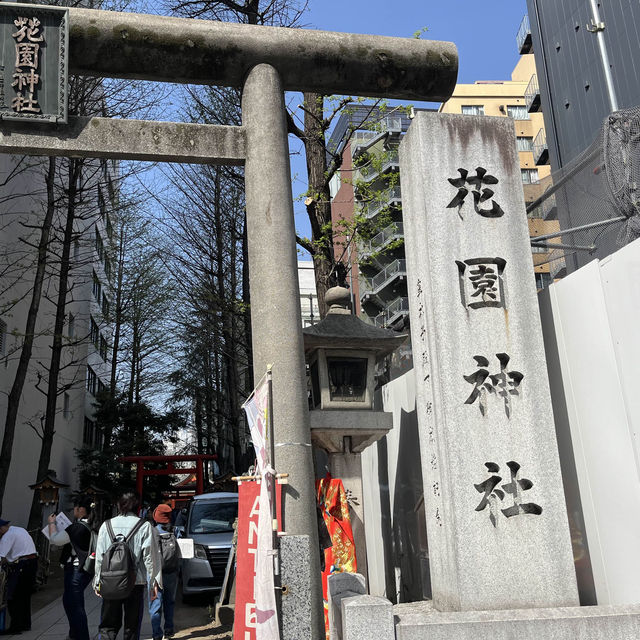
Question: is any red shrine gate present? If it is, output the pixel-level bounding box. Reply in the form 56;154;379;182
120;454;217;499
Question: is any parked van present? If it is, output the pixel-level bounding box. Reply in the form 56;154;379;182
179;491;238;598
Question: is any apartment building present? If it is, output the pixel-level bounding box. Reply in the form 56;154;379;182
328;50;560;329
0;156;114;523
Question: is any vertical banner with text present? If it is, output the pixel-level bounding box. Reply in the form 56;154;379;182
234;480;282;640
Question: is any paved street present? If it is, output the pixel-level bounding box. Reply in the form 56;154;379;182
4;590;232;640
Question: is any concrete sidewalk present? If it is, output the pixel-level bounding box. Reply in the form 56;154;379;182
4;590;154;639
4;589;232;640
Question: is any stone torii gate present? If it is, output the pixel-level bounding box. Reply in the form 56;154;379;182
0;6;458;636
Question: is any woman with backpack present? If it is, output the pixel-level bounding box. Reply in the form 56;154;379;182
47;494;98;640
149;504;181;640
93;491;162;640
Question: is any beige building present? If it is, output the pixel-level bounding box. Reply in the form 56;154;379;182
439;54;559;286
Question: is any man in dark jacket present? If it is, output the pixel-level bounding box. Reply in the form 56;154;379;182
48;495;96;640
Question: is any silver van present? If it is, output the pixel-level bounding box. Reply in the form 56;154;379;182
179;491;238;597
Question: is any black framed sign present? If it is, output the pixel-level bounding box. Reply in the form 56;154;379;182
0;3;68;124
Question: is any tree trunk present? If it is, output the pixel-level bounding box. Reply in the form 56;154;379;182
27;159;80;533
302;92;341;317
194;389;204;455
0;158;56;513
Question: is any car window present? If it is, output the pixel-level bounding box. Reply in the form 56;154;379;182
189;500;238;534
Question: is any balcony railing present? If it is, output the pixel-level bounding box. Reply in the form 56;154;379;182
361;259;407;298
527;192;556;220
533;128;549;165
374;296;409;328
357;148;399;182
359;186;402;219
517;15;532;54
351;116;405;155
525;74;541;112
359;222;404;257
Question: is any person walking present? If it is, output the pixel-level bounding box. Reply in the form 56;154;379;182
0;519;37;635
94;491;162;640
148;504;181;640
47;495;97;640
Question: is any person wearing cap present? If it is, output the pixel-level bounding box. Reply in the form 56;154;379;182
47;495;97;640
0;518;38;635
149;504;179;640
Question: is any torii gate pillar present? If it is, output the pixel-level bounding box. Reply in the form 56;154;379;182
243;63;325;637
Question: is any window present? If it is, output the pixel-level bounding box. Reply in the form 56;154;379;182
101;294;110;320
100;335;108;361
105;214;113;240
92;271;102;301
98;379;106;395
507;105;529;120
86;366;97;396
95;230;104;262
94;428;104;451
68;313;75;339
461;105;485;116
83;418;95;446
189;500;238;534
98;186;106;220
74;239;80;260
0;318;6;357
521;168;539;184
516;136;534;152
104;256;112;281
63;393;70;420
90;317;100;349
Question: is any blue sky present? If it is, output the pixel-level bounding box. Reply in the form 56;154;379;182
305;0;529;85
291;0;529;244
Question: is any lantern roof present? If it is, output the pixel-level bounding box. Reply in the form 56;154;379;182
29;472;70;491
303;286;407;358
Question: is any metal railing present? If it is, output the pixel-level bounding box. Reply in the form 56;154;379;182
359;186;402;219
533;128;548;165
351;116;405;155
528;192;556;220
359;222;404;256
363;258;407;295
374;296;409;327
357;148;399;181
525;74;540;112
352;130;377;146
516;14;532;53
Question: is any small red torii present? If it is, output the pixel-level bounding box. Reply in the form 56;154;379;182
119;454;217;499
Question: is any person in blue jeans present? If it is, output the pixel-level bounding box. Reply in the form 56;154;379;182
48;495;97;640
149;504;179;640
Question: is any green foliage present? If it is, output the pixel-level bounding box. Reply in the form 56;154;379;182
75;392;185;503
413;26;429;39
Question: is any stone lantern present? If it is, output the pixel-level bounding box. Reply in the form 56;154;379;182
303;286;406;580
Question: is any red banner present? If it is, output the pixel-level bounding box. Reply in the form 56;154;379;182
234;480;282;640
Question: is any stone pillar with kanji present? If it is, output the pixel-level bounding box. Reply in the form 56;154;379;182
399;112;579;613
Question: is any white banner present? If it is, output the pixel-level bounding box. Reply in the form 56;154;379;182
244;374;270;473
243;375;280;640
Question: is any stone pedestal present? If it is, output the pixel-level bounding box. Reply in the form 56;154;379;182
310;409;392;582
280;535;315;640
394;601;640;639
